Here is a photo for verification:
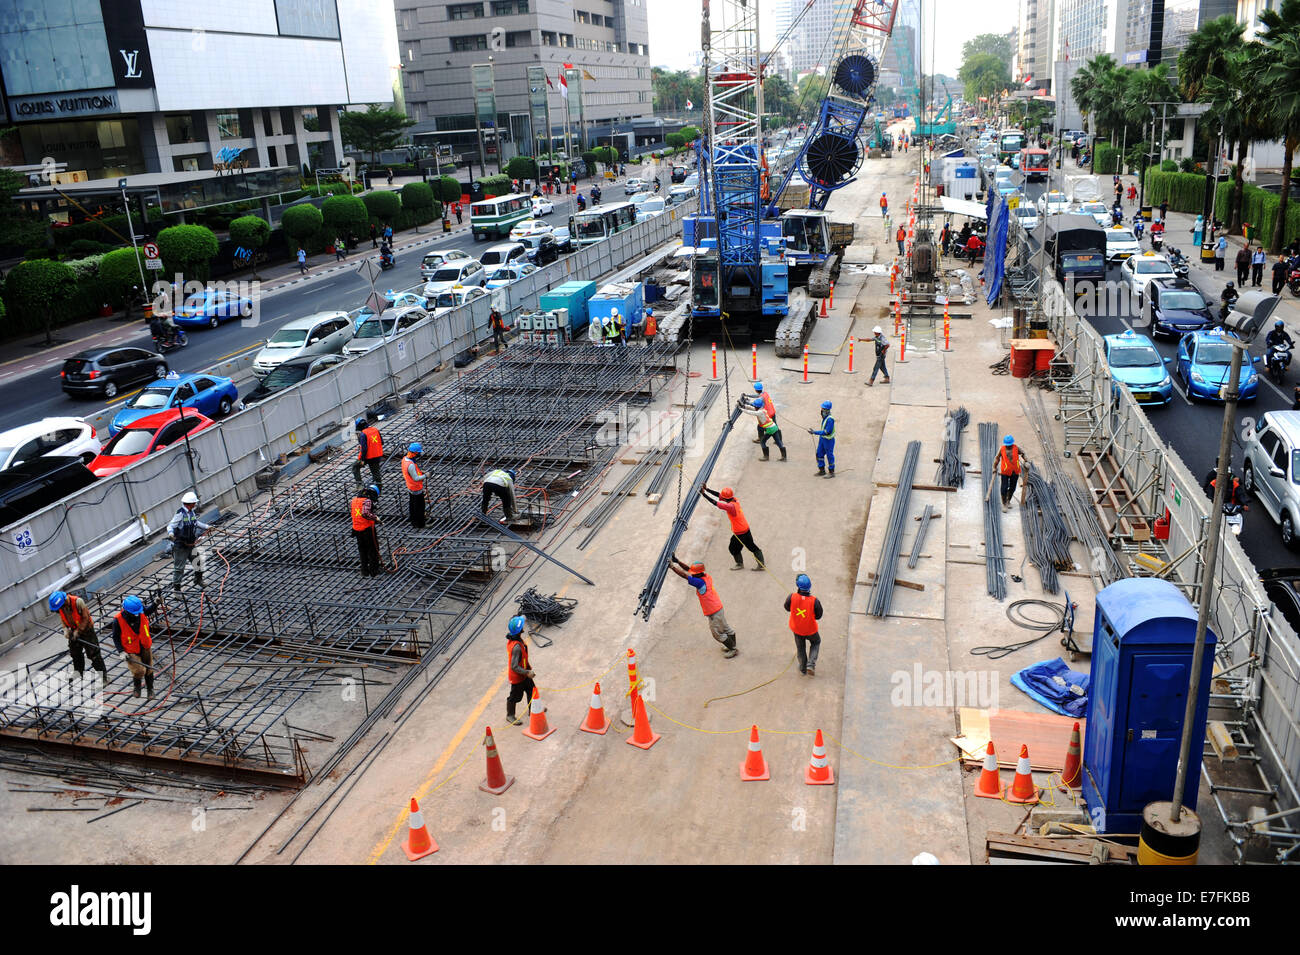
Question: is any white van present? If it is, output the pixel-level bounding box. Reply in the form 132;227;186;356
479;242;529;276
253;311;354;377
422;259;487;297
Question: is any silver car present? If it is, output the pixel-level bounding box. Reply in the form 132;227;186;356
253;311;355;377
1242;411;1300;548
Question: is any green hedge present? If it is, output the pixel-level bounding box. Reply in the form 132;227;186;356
1141;170;1211;214
478;174;512;197
51;214;131;251
1093;143;1119;175
1213;180;1300;249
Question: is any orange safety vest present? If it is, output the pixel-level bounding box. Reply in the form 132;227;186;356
880;196;888;209
58;597;92;632
351;496;375;532
358;426;383;461
694;572;722;617
402;455;424;492
115;612;151;654
897;226;906;241
720;499;749;535
760;392;775;419
788;592;819;636
507;638;530;684
644;312;657;337
999;445;1020;476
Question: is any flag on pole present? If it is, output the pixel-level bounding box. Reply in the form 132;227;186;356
582;68;596;81
560;63;572;99
686;99;694;110
545;74;554;90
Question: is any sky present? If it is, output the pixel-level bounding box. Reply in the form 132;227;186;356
646;0;1021;78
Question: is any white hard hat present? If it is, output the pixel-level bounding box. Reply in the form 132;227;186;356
873;326;883;335
182;491;198;506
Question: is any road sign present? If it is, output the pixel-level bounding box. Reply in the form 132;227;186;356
146;258;164;270
143;242;160;259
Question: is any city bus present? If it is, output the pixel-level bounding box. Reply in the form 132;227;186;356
1018;147;1050;182
469;194;532;240
998;128;1026;163
568;201;638;248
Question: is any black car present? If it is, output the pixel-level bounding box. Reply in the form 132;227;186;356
549;227;574;255
0;455;97;525
61;346;168;399
1260;568;1300;635
522;232;561;265
671;166;688;184
243;354;347;404
1146;279;1217;339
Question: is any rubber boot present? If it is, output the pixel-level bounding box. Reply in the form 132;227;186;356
100;669;108;686
827;470;835;479
816;467;826;476
752;549;765;571
133;678;142;698
780;446;788;461
731;560;744;571
761;447;770;461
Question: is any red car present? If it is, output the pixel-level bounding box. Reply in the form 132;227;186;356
87;408;215;478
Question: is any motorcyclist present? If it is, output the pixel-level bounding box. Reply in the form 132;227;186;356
1221;281;1239;310
591;185;601;204
379;241;394;266
1266;319;1293;351
1203;457;1247;511
1132;217;1144;241
653;176;661;193
577;193;587;211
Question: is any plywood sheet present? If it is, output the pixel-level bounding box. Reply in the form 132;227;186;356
954;707;1085;772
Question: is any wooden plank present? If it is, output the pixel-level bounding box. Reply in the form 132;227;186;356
864;571;925;592
875;482;958;492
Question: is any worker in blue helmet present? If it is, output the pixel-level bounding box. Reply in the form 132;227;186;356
998;434;1028;511
738;394;786;460
49;590;107;684
504;614;537;725
403;443;426;528
785;574;823;676
751;381;777;445
808;400;837;477
352;416;384;489
112;594;157;698
483;467;518;524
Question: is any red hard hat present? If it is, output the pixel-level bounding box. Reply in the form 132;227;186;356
719;487;735;500
690;562;706;574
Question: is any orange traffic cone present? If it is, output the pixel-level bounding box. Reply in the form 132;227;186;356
580;682;609;735
626;693;661;749
1061;722;1082;789
740;725;770;781
819;297;828;317
479;726;515;794
522;687;555;741
804;728;834;785
974;740;1002;798
1005;744;1040;804
401;797;439;861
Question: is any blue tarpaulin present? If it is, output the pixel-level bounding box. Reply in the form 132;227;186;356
1011;657;1090;717
985;198;1010;306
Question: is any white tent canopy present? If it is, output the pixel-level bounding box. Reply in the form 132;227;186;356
940;196;987;220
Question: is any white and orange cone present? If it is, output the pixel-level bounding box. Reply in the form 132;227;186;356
1060;722;1082;790
1005;744;1040;804
479;726;515;794
740;725;770;781
804;728;834;785
580;682;609;735
974;740;1002;798
522;687;555;741
401;797;439;861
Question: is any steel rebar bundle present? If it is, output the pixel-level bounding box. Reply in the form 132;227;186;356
937;406;970;488
868;441;921;617
980;422;1008;600
1018;462;1074;593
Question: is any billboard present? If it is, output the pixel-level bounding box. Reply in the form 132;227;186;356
472;64;497;127
527;65;550;157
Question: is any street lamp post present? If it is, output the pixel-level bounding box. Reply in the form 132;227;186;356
119;178;149;296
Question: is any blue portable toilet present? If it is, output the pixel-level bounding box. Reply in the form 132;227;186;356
1082;578;1216;835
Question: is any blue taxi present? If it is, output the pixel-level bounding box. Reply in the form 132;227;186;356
1175;328;1260;402
1103;329;1173;406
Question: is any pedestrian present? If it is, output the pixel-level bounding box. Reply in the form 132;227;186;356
386;167;394;186
785;574;823;676
350;417;385;487
1274;255;1290;295
867;325;891;386
454;202;463;225
896;223;906;255
383;223;393;243
296;246;308;274
879;192;888;218
489;307;507;351
334;235;347;261
48;590;107;684
739;395;786;460
370;223;378;248
403;443;426;528
503;615;536;725
1127;183;1137;204
1159;200;1168;222
668;555;738;658
350;484;383;577
167;490;211;593
1252;246;1266;287
699;484;765;570
642;306;657;344
1215;234;1227;271
750;381;778;445
111;595;156;699
939;220;950;256
997;434;1028;511
1236;245;1251;285
482;467;517;524
807;400;836;477
1115;181;1123;205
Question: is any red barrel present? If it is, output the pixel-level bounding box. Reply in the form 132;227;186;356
1010;346;1036;378
1034;347;1056;372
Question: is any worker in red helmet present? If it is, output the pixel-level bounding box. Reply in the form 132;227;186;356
668;555;738;658
698;484;765;571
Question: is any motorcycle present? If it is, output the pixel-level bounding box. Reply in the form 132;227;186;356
379;248;394;271
576;194;587;212
1223;500;1245;537
1151;230;1164;252
1267;340;1293;384
590;187;601;205
1289;267;1300;296
1166;247;1190;280
151;327;187;352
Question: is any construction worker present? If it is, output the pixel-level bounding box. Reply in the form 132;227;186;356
808;400;836;477
896;223;906;255
351;484;383;577
504;615;536;726
643;306;657;344
879;192;889;217
668;555;738;658
489;307;507;351
403;443;426;528
482;467;517;524
699;484;765;570
167;490;210;593
998;435;1028;511
111;595;156;699
751;381;777;444
352;417;384;488
785;574;824;676
867;326;891;386
610;308;626;345
739;395;787;460
48;591;107;684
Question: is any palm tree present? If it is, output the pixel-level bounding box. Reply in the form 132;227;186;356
1177;16;1246;103
1203;50;1270;235
1257;0;1300;252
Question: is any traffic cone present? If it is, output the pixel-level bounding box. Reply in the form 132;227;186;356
1005;744;1040;804
974;740;1002;798
804;728;834;785
580;682;609;735
1061;722;1082;789
479;726;515;794
819;297;827;317
522;687;555;741
400;797;439;861
626;693;661;749
740;725;770;781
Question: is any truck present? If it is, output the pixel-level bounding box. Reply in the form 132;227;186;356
1038;214;1107;290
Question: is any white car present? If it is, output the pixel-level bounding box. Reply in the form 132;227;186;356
509;219;553;241
1012;205;1039;233
1121;252;1177;306
429;286;490;315
419;248;472;280
485;263;540;289
422;259;487;297
253;311;355;377
478;242;529;272
1037;190;1069;215
1076;200;1112;228
0;417;101;469
343;305;429;356
1104;226;1141;262
530;196;555;216
637;196;668;217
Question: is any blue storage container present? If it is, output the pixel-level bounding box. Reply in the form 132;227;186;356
587;281;645;333
539;281;598;335
1082;578;1216;834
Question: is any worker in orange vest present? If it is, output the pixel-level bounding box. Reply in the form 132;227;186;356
351;484;383;577
785;574;824;676
643;306;657;344
998;434;1029;511
402;443;426;528
896;223;906;256
699;484;765;570
669;554;738;658
750;381;777;444
504;615;536;726
352;417;384;488
111;595;155;698
879;192;889;217
48;590;107;684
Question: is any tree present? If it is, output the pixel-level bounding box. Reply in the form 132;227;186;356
435;176;463;204
281;204;323;249
590;146;617;170
363;190;401;225
680;125;701;143
400;182;435;217
339;104;415;166
666;132;686;149
651;67;705;114
98;247;148;305
157;224;219;283
1203;47;1269;233
1178;15;1246;103
320;195;368;241
961;34;1013;71
580;151;598;178
1257;0;1300;252
506;156;538;181
0;168;48;255
228;215;270;279
958;52;1010;104
762;76;797;125
1070;54;1119;142
3;259;76;345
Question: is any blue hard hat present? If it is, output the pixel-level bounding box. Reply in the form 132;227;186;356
506;469;517;481
48;591;67;612
796;574;812;592
753;381;764;392
751;398;764;409
1003;435;1014;446
355;417;366;430
409;442;423;454
508;615;527;636
821;400;832;410
123;596;144;615
368;484;380;497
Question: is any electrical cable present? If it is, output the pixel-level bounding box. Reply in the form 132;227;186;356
971;598;1069;659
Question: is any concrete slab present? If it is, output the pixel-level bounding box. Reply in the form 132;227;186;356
888;352;949;407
